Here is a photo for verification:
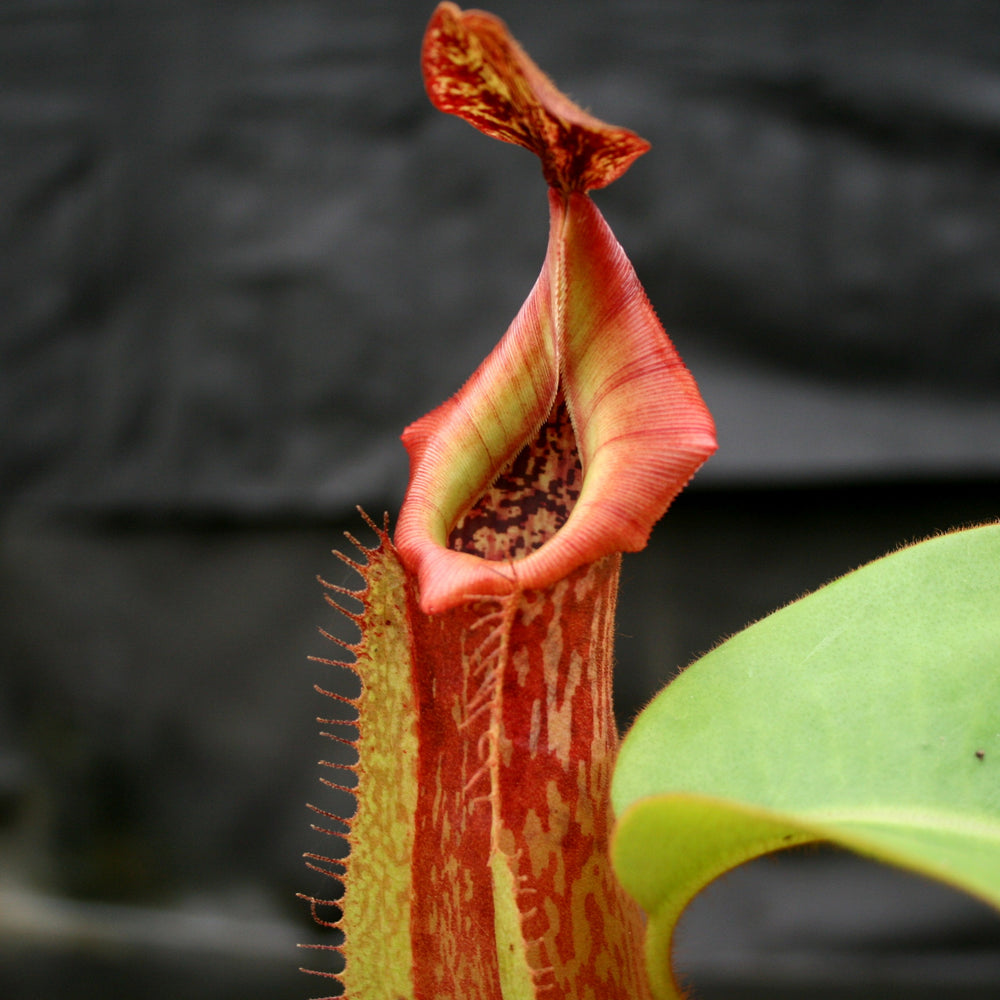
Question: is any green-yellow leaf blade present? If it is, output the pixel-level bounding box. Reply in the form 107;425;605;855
611;523;1000;999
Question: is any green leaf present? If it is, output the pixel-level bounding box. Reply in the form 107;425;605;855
611;522;1000;999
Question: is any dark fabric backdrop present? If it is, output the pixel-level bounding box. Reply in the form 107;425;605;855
2;2;999;998
4;0;1000;513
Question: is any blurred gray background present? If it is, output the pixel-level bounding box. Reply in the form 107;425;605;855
2;1;999;997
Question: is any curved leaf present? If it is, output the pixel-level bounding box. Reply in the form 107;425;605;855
611;522;1000;999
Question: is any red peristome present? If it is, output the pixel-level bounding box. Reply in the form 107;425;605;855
394;242;559;615
552;189;718;555
422;2;650;192
395;191;716;615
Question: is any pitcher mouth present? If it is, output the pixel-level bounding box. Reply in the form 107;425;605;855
448;395;580;565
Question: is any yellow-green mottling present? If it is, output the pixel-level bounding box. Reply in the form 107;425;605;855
340;542;419;999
